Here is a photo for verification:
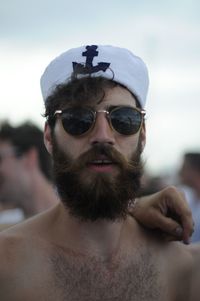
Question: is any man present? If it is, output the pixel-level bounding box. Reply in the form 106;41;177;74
179;152;200;242
0;45;197;300
0;121;58;224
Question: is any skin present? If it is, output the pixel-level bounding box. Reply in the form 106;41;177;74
0;141;29;209
0;140;58;218
0;85;198;300
132;186;194;244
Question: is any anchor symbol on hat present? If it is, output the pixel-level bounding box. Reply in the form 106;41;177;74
72;45;110;75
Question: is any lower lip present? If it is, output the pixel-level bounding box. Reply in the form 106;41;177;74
88;164;115;173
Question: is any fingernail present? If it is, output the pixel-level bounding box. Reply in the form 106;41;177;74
183;239;190;245
175;226;183;236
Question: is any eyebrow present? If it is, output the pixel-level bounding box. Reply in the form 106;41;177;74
98;104;136;112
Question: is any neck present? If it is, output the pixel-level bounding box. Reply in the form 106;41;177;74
51;202;131;259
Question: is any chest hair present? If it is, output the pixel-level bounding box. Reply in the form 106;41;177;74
48;246;163;301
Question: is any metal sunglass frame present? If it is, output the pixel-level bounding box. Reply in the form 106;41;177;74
54;106;146;136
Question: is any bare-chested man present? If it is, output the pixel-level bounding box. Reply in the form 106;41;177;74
0;45;198;301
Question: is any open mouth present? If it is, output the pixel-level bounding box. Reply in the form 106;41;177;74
91;159;113;165
87;157;116;173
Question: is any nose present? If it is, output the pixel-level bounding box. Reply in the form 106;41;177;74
89;112;115;146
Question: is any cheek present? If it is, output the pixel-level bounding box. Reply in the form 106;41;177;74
1;163;20;184
0;161;15;175
54;125;88;160
115;135;140;159
60;139;83;159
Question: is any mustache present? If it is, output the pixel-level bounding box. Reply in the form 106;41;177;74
53;143;142;174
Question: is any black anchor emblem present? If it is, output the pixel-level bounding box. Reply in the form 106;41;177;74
72;45;110;75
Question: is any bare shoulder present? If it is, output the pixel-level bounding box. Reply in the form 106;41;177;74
0;217;40;271
185;244;200;301
159;242;200;301
188;243;200;271
188;243;200;256
144;234;199;301
0;208;59;299
0;226;30;297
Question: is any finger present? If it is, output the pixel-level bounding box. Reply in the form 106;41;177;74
176;190;194;243
179;215;194;244
168;205;194;243
150;211;184;239
163;234;183;242
165;188;194;242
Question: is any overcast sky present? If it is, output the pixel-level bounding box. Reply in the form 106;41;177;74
1;0;200;175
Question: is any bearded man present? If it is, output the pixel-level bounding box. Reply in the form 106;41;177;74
0;45;197;301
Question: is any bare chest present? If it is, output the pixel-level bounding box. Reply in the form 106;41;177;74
46;248;166;301
4;247;182;301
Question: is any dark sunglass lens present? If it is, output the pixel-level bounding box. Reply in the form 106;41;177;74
61;108;94;135
110;107;142;135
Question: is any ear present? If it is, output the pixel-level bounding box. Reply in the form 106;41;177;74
44;122;53;155
140;122;146;152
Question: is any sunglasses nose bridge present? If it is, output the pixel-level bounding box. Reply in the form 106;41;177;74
96;109;109;115
89;109;115;145
94;109;112;129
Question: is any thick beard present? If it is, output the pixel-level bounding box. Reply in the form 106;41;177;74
52;137;143;222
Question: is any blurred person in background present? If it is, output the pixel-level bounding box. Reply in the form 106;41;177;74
179;152;200;242
139;173;168;196
0;121;59;226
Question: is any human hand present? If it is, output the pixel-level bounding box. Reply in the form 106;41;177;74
129;186;194;244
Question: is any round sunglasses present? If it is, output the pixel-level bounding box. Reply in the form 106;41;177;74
54;106;145;136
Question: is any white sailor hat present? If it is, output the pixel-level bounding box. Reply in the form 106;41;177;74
40;44;149;108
